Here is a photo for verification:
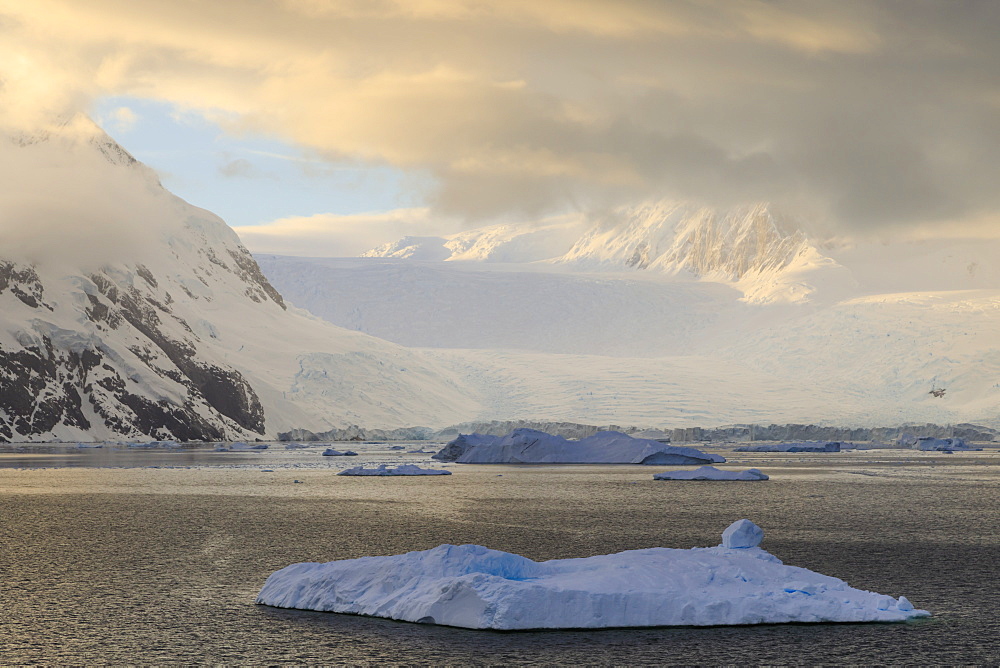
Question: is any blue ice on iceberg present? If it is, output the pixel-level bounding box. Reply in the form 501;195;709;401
256;520;928;629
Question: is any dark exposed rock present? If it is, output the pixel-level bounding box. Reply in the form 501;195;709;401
135;264;158;288
111;279;266;434
227;247;286;309
0;262;49;310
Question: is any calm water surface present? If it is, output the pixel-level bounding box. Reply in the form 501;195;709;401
1;445;998;664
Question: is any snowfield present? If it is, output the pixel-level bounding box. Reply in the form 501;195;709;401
256;519;928;629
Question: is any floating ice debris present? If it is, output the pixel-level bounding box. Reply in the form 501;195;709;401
387;445;406;450
337;464;451;476
322;448;359;456
735;442;841;453
257;519;928;629
433;429;724;465
285;443;309;450
653;466;768;481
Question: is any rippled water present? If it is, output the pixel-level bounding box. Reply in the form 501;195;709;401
1;445;998;664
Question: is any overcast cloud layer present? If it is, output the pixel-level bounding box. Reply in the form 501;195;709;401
2;0;1000;238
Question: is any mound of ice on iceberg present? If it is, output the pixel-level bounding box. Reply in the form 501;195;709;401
654;466;768;481
337;464;451;476
257;519;928;630
433;428;724;465
735;442;841;453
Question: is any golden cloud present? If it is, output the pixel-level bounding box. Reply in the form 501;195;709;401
2;0;999;232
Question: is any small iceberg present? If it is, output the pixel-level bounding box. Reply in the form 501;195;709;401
127;440;182;449
654;466;768;481
735;442;841;453
433;429;724;465
322;448;359;456
257;520;927;630
230;442;269;451
914;437;980;452
337;464;451;476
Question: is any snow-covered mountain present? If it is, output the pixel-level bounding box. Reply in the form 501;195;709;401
258;202;1000;430
0;119;479;442
359;202;848;304
7;118;999;440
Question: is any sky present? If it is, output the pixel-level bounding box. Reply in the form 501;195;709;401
2;0;1000;256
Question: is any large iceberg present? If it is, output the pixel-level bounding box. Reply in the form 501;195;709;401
337;464;451;476
432;428;724;465
257;520;927;630
653;466;768;481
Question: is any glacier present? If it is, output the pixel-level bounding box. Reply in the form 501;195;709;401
256;519;928;630
653;466;768;481
432;429;725;465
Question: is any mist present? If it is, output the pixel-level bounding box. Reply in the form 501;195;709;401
0;118;181;271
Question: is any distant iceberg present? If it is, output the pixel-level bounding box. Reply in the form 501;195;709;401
257;519;927;629
337;464;451;476
433;428;724;465
914;437;980;452
322;448;358;456
735;442;841;453
654;466;768;481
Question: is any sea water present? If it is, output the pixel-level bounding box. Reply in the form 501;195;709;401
1;445;998;664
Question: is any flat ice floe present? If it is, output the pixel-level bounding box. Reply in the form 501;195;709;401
256;520;927;629
433;428;725;465
337;464;451;476
653;466;769;481
735;442;842;453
